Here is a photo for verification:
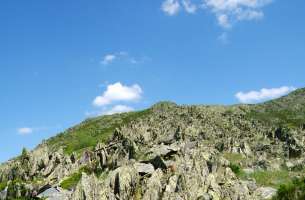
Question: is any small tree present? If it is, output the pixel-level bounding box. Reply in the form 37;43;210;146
21;147;29;162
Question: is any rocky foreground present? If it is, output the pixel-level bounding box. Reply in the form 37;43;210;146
1;89;305;200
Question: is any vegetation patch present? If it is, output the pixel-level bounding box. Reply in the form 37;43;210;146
47;109;151;155
223;153;244;164
0;181;7;191
228;163;248;179
250;170;290;188
60;171;82;190
246;89;305;128
229;164;242;175
272;177;305;200
59;164;108;190
60;166;93;190
97;170;109;180
134;183;143;200
247;109;305;128
6;179;30;199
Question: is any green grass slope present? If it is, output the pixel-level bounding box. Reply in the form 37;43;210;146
46;109;152;155
247;88;305;128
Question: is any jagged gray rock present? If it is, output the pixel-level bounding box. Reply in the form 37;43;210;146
37;187;71;200
71;173;101;200
134;163;155;174
0;187;7;200
254;187;277;199
2;89;305;199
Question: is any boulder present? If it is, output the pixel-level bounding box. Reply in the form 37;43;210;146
254;187;277;199
37;187;71;200
100;165;139;199
134;163;155;175
142;169;164;200
71;173;100;200
0;187;7;200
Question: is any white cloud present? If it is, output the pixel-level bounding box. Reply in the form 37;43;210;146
101;52;148;65
203;0;272;12
162;0;272;28
103;105;134;115
101;54;116;65
235;86;296;103
203;0;272;28
236;9;264;20
93;82;143;107
17;126;50;136
218;14;231;28
162;0;181;15
17;127;33;135
88;82;144;117
182;0;197;13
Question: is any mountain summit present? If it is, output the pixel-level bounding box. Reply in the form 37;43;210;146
1;89;305;200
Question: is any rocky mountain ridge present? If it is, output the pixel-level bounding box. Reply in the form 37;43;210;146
1;88;305;200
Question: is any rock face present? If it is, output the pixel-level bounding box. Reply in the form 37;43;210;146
37;187;71;200
71;173;101;200
1;89;305;199
0;187;7;200
134;163;155;174
254;187;277;199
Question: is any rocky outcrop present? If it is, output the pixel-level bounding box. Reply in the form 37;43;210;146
1;90;305;199
71;173;101;200
37;187;71;200
0;187;7;200
253;187;277;199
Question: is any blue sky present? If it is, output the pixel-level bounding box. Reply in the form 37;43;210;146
1;0;304;162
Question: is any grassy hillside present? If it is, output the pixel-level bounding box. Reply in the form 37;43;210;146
45;89;305;156
247;88;305;128
46;109;152;155
1;91;305;199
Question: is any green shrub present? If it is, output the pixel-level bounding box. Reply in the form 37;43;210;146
0;181;7;191
60;171;82;190
272;177;305;200
134;183;142;200
6;180;29;199
60;166;95;190
229;163;246;178
229;163;241;174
